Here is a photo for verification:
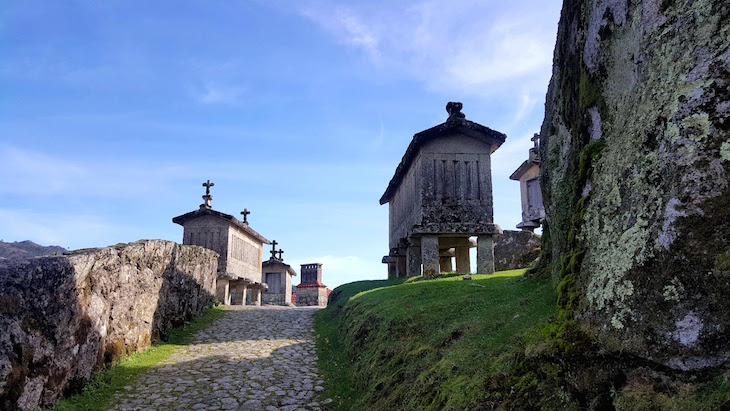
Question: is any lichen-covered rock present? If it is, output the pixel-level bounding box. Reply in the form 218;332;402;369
494;230;541;271
0;240;218;410
541;0;729;370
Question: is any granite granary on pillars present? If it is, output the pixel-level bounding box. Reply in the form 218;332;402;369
296;263;328;307
381;102;505;277
261;242;297;306
173;180;270;305
509;133;545;232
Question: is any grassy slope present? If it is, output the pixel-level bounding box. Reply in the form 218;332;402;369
316;272;730;411
314;270;556;410
49;306;225;411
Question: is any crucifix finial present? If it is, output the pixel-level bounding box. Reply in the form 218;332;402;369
241;209;251;224
201;179;214;209
277;249;284;261
270;240;278;259
531;133;540;149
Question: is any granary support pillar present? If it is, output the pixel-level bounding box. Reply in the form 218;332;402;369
396;255;407;278
455;246;470;274
439;256;453;272
477;235;495;274
251;288;261;306
386;259;397;279
421;235;440;277
406;238;422;277
217;278;231;305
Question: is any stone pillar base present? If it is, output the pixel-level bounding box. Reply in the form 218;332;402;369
406;239;422;277
455;246;470;274
421;235;439;277
439;256;453;273
477;235;495;274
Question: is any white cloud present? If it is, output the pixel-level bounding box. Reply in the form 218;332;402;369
491;131;540;175
295;0;560;98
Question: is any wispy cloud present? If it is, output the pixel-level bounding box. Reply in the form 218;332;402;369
0;209;141;249
299;5;382;61
295;0;560;98
0;145;192;198
197;82;247;105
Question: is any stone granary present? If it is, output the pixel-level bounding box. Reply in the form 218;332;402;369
380;102;505;277
261;241;297;305
509;133;545;232
173;180;270;306
296;263;328;307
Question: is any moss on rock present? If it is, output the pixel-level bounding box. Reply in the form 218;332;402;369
539;0;730;370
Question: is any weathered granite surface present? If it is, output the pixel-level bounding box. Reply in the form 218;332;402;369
494;230;541;271
0;240;218;410
540;0;729;369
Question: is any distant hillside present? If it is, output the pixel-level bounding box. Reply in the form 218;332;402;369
0;240;67;260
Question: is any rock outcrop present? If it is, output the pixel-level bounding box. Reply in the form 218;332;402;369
493;230;541;271
540;0;729;370
0;240;218;410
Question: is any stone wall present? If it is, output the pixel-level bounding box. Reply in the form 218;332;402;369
494;230;541;271
540;0;729;369
0;240;218;410
295;287;328;307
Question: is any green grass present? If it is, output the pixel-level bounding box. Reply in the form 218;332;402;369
314;270;557;410
49;306;225;411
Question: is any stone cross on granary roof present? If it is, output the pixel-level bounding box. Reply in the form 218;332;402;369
240;208;251;225
201;179;214;209
531;133;540;149
270;240;278;259
277;249;284;261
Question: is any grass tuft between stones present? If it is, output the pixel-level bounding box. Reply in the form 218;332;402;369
47;306;225;411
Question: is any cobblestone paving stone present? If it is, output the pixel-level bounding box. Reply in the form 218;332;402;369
112;306;330;411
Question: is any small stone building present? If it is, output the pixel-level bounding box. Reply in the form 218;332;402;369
295;263;328;307
509;133;545;232
380;102;505;277
261;249;297;306
173;181;270;306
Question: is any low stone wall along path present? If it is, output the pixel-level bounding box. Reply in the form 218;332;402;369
112;306;328;411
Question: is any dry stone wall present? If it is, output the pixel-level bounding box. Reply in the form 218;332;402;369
540;0;729;370
0;240;218;410
494;230;541;271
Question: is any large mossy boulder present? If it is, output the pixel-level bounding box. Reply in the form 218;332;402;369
540;0;729;370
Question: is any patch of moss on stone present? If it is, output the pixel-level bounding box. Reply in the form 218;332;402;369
557;251;584;321
715;250;730;272
721;141;730;161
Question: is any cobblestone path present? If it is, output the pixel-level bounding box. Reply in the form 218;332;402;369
112;306;328;411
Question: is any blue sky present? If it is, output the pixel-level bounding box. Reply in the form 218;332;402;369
0;1;562;288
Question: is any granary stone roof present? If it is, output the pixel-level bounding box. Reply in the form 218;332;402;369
509;159;539;181
379;103;507;205
262;258;297;276
172;207;271;245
